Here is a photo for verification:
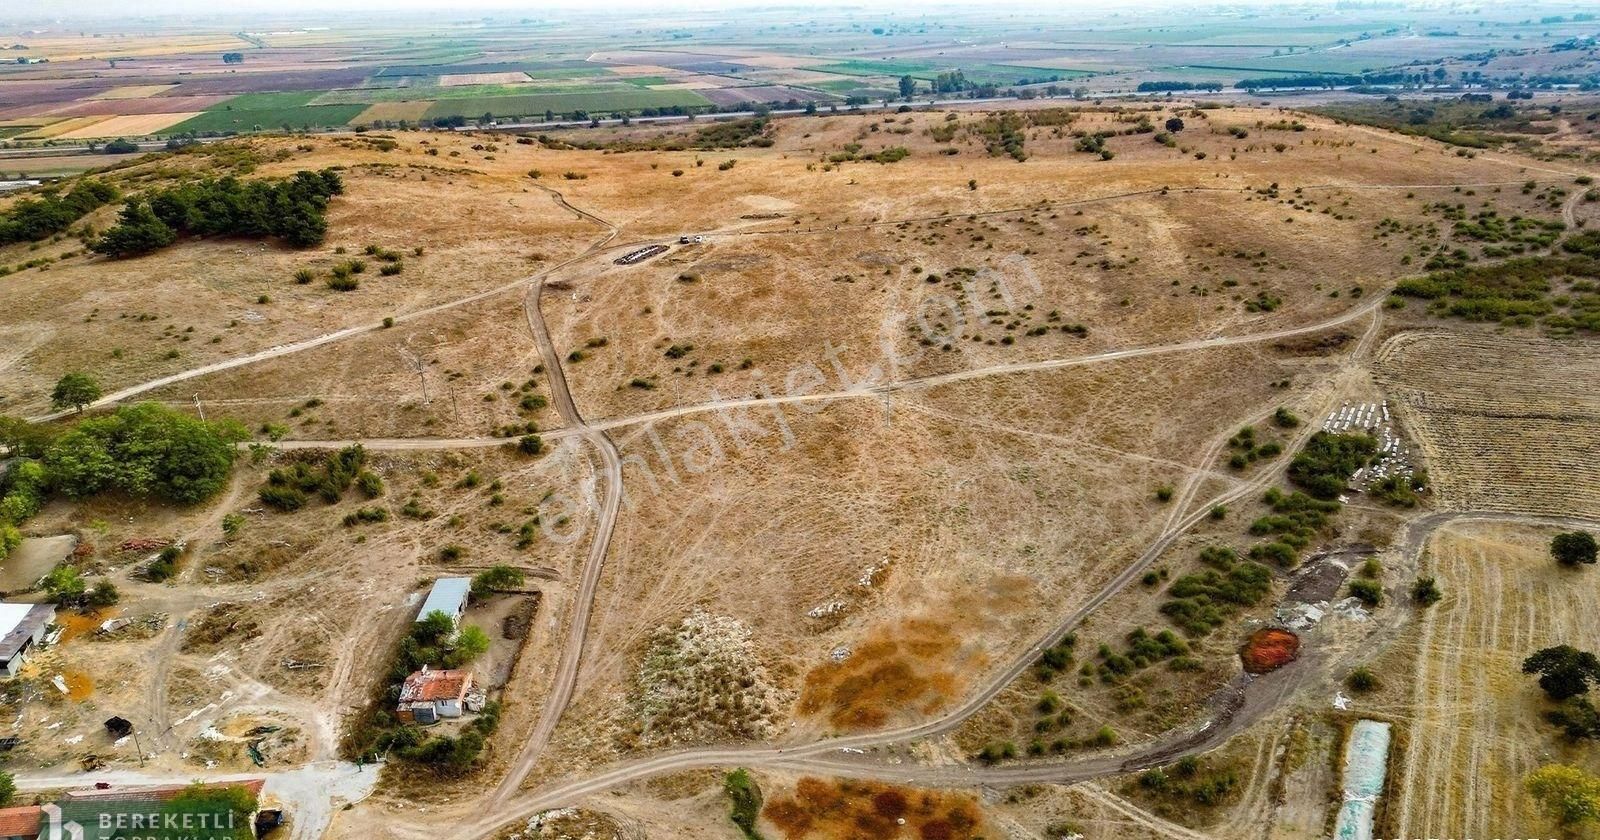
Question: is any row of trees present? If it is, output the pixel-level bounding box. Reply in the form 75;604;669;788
0;178;117;246
93;168;344;258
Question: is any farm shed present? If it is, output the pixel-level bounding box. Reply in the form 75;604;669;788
0;603;55;678
396;666;475;724
416;577;471;627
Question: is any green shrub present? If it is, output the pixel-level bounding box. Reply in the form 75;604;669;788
1348;578;1383;607
1346;666;1380;692
1288;432;1378;499
723;769;764;840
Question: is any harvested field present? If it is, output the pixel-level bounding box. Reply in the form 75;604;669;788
54;112;201;139
1388;522;1600;838
438;72;532;86
351;101;434;124
1377;331;1600;517
17;116;108;139
89;84;180;100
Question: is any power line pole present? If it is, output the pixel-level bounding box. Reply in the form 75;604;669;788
396;347;430;403
192;393;206;422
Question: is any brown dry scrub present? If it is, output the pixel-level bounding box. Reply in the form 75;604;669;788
763;777;987;840
796;616;972;731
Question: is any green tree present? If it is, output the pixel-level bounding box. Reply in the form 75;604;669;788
0;416;55;458
471;565;525;598
51;372;101;414
1553;532;1598;567
91;201;176;258
450;624;490;665
42;564;87;606
1524;645;1600;701
45;403;241;504
0;769;13;807
1527;764;1600;826
1165;117;1185;132
898;74;917;100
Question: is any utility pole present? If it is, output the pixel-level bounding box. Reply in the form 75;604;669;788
396;347;430;403
192;393;205;422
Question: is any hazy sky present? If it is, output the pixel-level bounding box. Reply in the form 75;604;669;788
7;0;1287;20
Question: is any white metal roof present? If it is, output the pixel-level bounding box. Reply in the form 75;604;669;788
0;602;53;659
0;604;31;638
416;577;471;622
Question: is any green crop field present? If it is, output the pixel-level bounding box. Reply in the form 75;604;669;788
811;59;941;78
312;82;631;106
811;78;876;92
169;92;368;134
422;88;710;119
810;59;1081;85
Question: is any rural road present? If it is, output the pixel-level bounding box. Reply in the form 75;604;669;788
14;131;1596;838
460;509;1600;838
485;187;626;808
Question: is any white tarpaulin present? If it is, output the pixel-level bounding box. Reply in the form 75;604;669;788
1333;719;1392;840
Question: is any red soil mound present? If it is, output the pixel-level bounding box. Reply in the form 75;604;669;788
1241;628;1300;674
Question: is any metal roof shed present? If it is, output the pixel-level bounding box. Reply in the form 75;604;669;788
416;577;471;626
0;603;55;679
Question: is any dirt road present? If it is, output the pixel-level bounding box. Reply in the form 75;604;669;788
459;510;1600;838
485;190;625;809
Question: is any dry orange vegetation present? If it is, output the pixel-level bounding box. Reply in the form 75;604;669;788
796;594;1015;731
764;777;988;840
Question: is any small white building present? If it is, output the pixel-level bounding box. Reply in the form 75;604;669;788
0;602;56;678
416;577;471;627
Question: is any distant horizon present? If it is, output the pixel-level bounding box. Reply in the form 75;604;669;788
0;0;1480;24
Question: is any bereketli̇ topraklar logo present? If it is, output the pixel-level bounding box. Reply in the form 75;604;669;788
42;800;247;840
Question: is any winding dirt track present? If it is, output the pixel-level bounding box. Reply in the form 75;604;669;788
486;187;625;808
459;509;1600;837
270;293;1387;455
18;165;1596;836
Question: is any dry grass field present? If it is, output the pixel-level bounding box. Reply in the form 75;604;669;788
1384;522;1600;839
53;112;202;139
1377;331;1600;518
3;92;1598;840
